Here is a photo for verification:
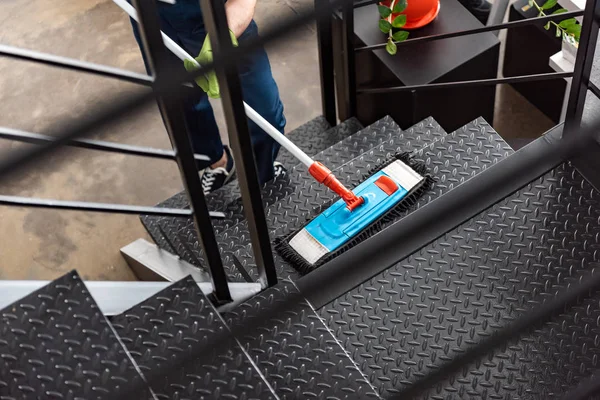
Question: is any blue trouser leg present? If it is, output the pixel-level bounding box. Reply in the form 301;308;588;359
176;20;286;182
237;21;286;182
127;2;286;183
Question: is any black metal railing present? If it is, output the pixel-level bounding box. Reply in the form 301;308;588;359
2;0;600;398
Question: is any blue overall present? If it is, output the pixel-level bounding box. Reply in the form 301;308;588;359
129;0;286;183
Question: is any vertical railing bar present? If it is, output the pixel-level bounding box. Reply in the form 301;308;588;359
564;0;600;134
341;0;357;118
316;0;338;126
199;0;278;288
132;0;232;302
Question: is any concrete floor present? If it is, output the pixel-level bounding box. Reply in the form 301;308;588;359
0;0;555;281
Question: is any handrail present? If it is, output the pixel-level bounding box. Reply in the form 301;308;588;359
0;126;210;162
0;195;225;218
358;72;573;93
0;44;153;86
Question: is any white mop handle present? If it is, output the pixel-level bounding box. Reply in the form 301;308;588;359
113;0;315;168
242;104;313;167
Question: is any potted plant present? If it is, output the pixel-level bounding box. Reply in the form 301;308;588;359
378;0;440;55
530;0;581;63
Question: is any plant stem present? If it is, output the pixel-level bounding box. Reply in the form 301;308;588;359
388;0;396;41
530;0;576;41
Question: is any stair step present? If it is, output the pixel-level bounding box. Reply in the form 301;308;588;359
222;280;379;398
111;275;377;399
110;276;275;399
319;161;600;398
139;117;362;259
171;116;447;281
277;116;361;168
227;118;511;283
0;271;148;399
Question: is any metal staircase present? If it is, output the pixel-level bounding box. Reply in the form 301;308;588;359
2;0;600;398
6;112;600;399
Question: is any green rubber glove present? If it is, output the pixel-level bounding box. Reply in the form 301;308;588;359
184;30;238;99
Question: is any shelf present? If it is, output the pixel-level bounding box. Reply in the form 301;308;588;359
549;51;575;74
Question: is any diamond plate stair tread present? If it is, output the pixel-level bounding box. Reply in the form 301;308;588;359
223;280;379;399
208;117;365;235
139;117;361;259
231;118;512;282
277;116;363;169
320;162;600;399
111;276;275;400
181;116;446;282
0;271;148;399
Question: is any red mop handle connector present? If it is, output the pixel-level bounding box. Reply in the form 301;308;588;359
309;161;364;211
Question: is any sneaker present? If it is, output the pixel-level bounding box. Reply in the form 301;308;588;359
273;161;287;178
201;146;236;194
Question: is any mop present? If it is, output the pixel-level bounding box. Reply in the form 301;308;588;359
113;0;433;273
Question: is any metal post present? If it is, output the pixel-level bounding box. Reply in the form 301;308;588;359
564;0;600;134
316;0;337;126
341;0;357;118
132;0;232;302
199;0;278;288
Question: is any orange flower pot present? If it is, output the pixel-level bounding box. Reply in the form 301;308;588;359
380;0;440;30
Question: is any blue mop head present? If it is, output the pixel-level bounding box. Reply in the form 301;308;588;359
275;152;433;274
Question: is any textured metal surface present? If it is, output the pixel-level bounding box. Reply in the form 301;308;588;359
139;116;360;258
208;117;364;235
111;276;274;399
320;162;600;399
197;116;445;281
229;118;512;282
0;271;147;399
223;279;379;399
277;116;358;168
140;116;389;275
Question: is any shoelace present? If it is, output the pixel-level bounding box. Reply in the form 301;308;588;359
202;167;228;193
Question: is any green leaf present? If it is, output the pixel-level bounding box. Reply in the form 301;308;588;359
528;0;534;6
552;7;568;13
544;22;551;30
379;19;392;33
556;26;561;37
392;14;407;28
378;5;392;18
393;0;407;13
392;30;409;41
559;18;577;28
566;24;581;41
386;39;397;55
541;0;557;9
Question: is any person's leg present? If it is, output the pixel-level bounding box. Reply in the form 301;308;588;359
236;20;287;183
178;19;287;184
127;2;225;171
